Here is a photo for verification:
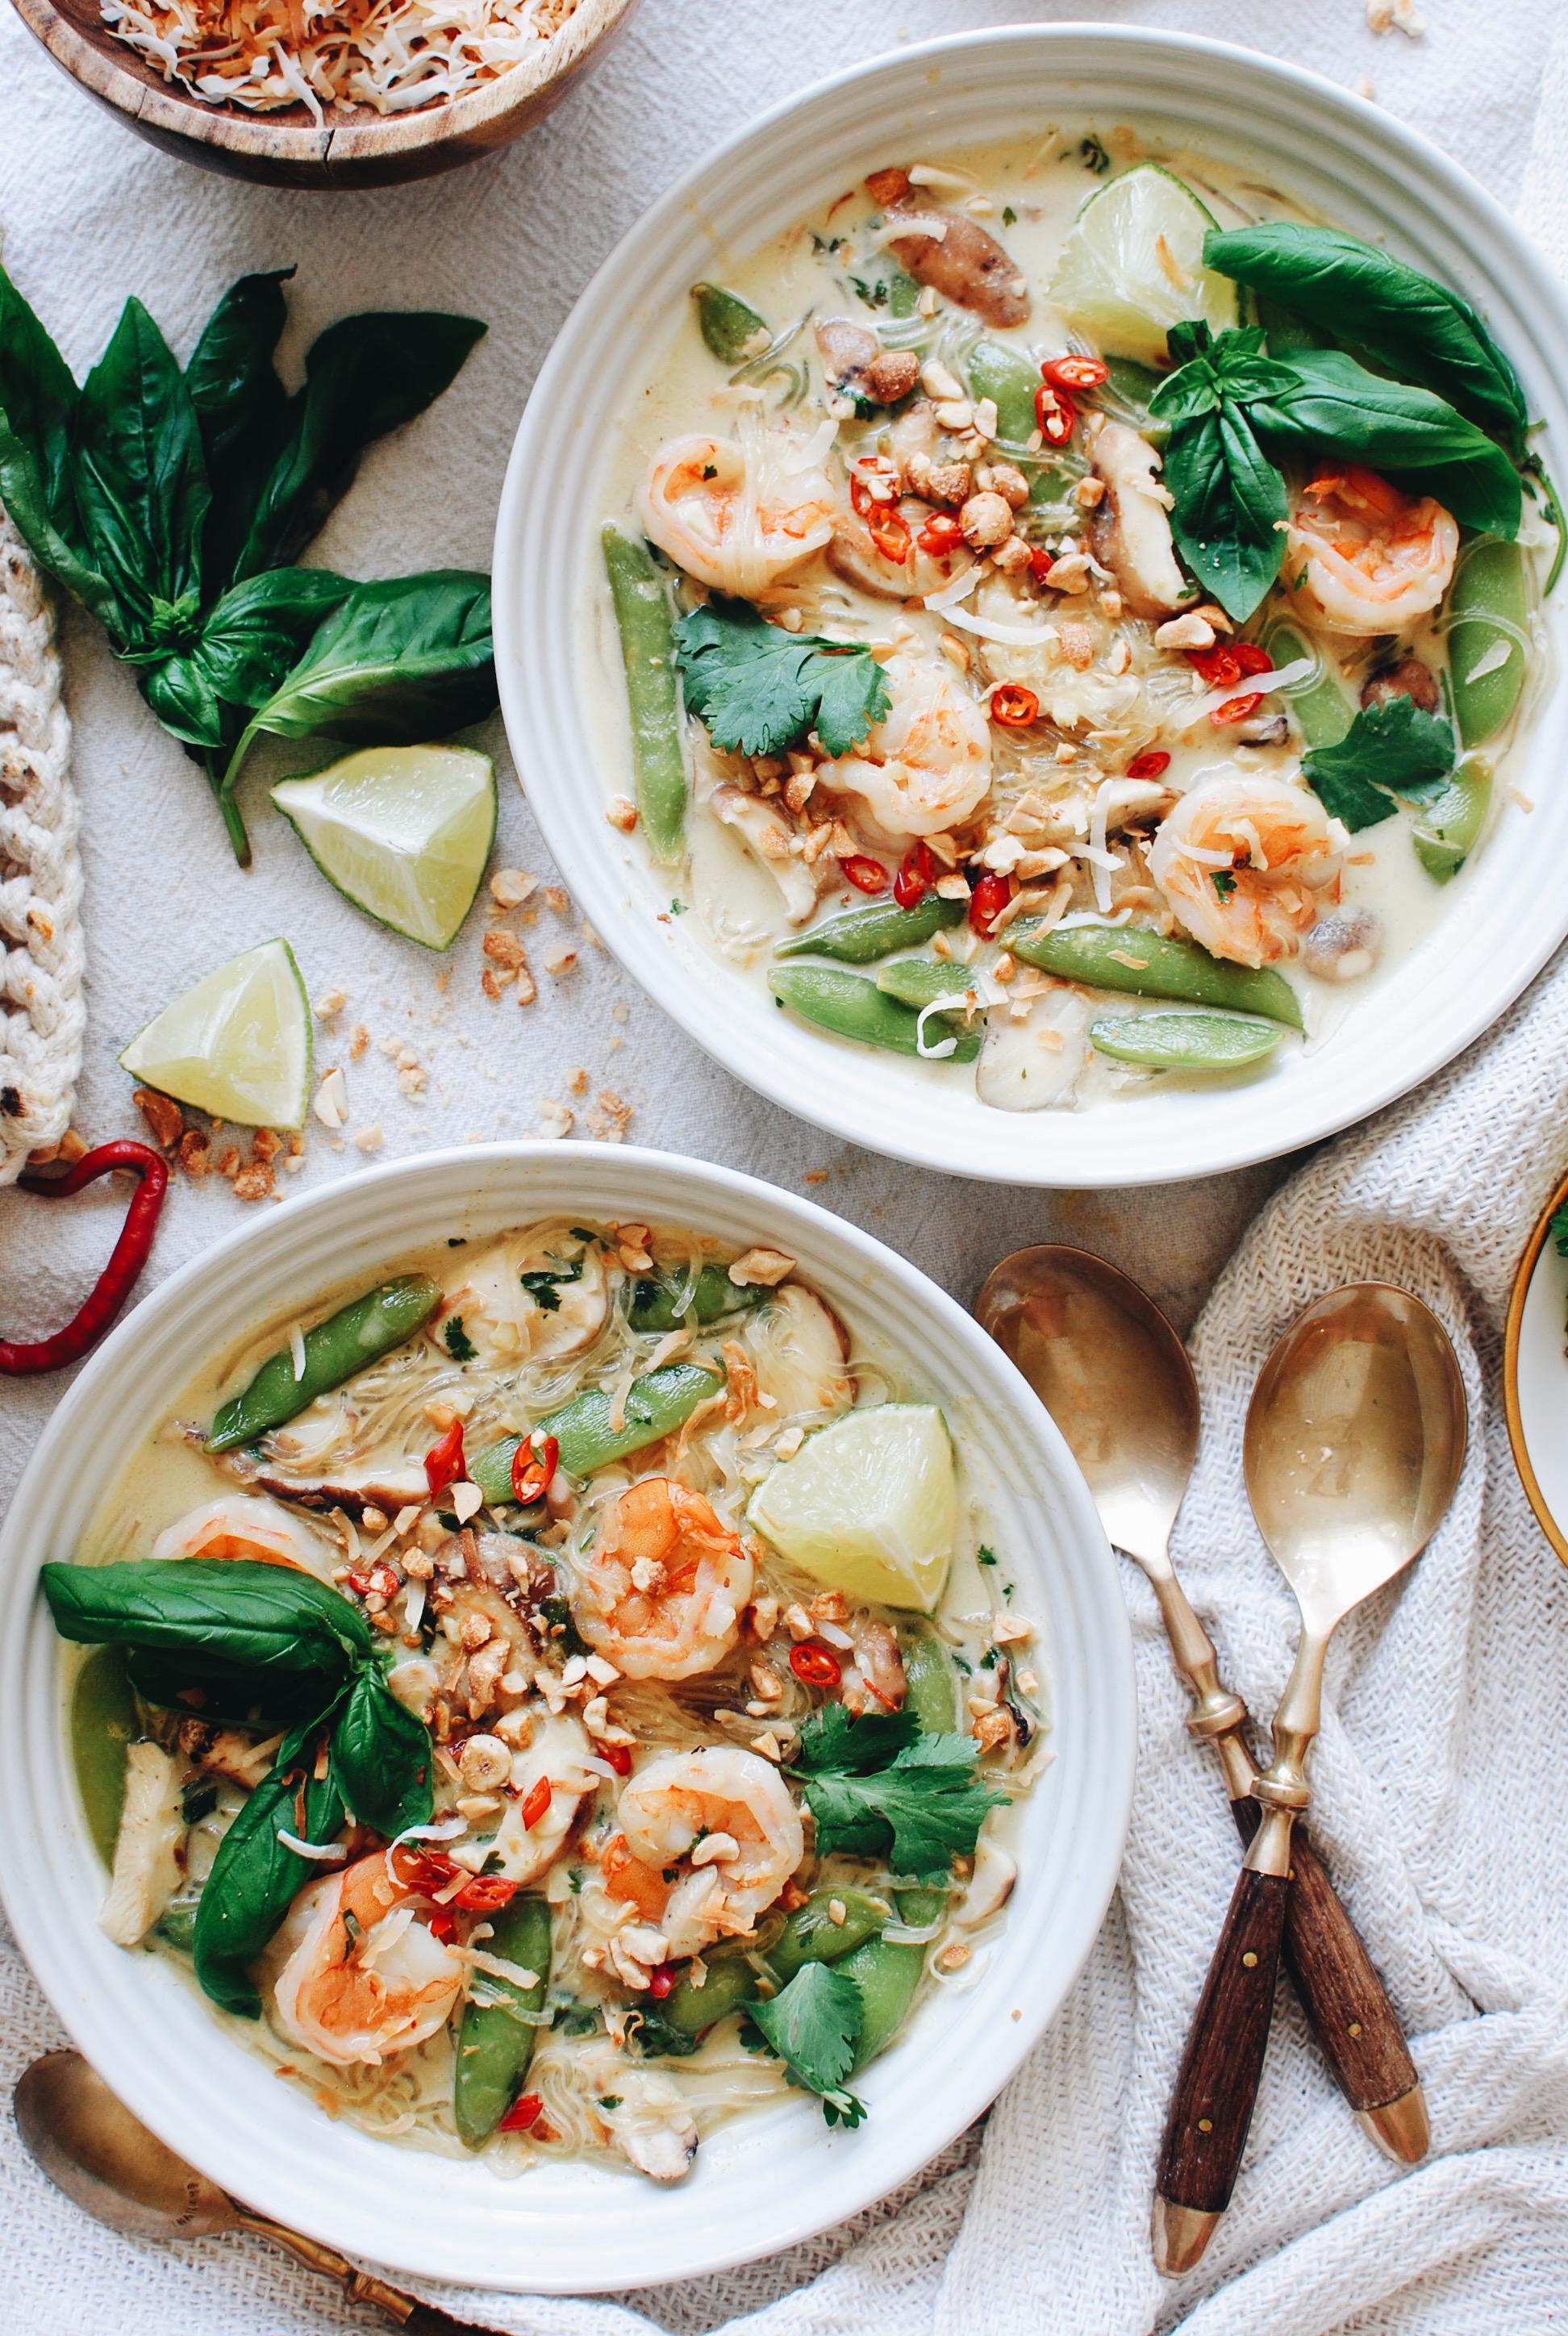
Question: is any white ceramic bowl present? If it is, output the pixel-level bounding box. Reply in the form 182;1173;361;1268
0;1144;1133;2293
494;25;1568;1187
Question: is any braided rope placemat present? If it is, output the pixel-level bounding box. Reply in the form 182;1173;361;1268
0;506;82;1183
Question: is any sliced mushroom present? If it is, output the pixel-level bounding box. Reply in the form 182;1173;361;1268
815;316;879;389
1301;907;1385;982
1088;422;1190;619
1360;654;1440;714
885;206;1030;327
977;985;1091;1112
100;1742;184;1947
953;1833;1016;1927
710;783;822;924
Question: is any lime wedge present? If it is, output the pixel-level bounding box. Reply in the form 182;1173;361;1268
119;940;311;1128
746;1404;957;1612
272;745;496;951
1049;163;1238;366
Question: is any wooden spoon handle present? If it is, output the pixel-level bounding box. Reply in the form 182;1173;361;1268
1153;1863;1288;2275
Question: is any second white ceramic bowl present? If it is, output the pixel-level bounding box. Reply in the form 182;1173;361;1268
0;1144;1133;2292
494;25;1568;1187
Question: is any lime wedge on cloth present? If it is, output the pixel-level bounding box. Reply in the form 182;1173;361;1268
273;745;496;950
1050;163;1237;365
119;940;311;1128
746;1404;957;1611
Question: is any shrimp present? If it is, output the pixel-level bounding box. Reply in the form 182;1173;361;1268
571;1479;753;1681
428;1229;606;1370
637;409;837;601
467;1713;605;1885
615;1746;803;1950
1149;770;1344;968
815;653;992;837
152;1493;337;1580
270;1852;464;2069
1283;465;1458;637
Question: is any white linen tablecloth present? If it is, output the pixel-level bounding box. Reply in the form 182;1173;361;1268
3;2;1568;2329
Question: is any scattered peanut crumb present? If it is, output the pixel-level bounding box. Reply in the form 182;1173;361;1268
1366;0;1423;33
568;1067;589;1095
490;869;538;908
537;1100;574;1139
611;1001;629;1024
728;1247;794;1287
177;1128;211;1178
348;1024;369;1061
606;798;638;833
314;1067;348;1130
544;948;578;976
585;1089;634;1143
352;1126;384;1153
483;931;530;971
215;1145;241;1178
804;1169;829;1185
232;1155;274;1203
543;886;569;914
312;987;347;1020
133;1089;183;1148
936;1942;972;1972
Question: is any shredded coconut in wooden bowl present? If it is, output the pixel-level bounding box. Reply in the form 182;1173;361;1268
98;0;581;121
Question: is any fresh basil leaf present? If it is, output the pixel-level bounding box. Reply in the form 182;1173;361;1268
1161;407;1287;621
145;565;357;747
1301;694;1457;832
193;1725;344;2017
124;1647;344;1733
72;298;210;652
222;569;497;799
748;1961;864;2125
186;269;296;597
793;1704;923;1776
800;1729;1008;1879
1205;223;1528;449
0;265;119;626
41;1558;374;1681
674;598;891;757
1253;350;1521;537
230;311;486;584
330;1669;433;1837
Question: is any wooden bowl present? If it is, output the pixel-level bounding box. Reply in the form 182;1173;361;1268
8;0;642;189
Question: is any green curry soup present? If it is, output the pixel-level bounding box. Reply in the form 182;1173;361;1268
56;1216;1039;2176
588;129;1555;1112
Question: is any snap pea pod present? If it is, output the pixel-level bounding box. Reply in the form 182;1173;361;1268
1099;355;1168;445
770;966;982;1063
965;341;1040;444
654;1890;884;2038
1009;924;1303;1030
900;1622;958;1734
628;1263;765;1335
774;895;965;964
206;1274;441;1454
654;1942;761;2039
603;528;688;864
472;1359;724;1501
1090;1012;1282;1071
886;270;922;319
875;958;982;1016
693;283;770;363
73;1645;138;1867
1412;756;1492;882
1447;537;1528;746
1263;620;1353;749
453;1894;553;2147
843;1886;950;2071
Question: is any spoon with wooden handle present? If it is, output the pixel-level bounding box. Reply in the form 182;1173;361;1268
1152;1283;1466;2276
12;2051;492;2334
974;1249;1431;2259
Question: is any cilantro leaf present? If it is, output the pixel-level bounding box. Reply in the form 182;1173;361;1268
793;1703;921;1776
674;599;890;758
442;1316;477;1363
1302;695;1456;832
519;1258;582;1315
799;1730;1009;1881
749;1962;865;2126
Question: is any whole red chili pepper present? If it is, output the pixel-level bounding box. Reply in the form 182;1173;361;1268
498;2092;544;2135
1041;355;1109;394
424;1416;466;1499
917;512;966;557
1034;384;1077;444
1125;749;1172;780
893;841;936;909
969;871;1011;936
989;683;1040;728
511;1432;560;1505
1;1141;169;1375
790;1641;843;1690
840;854;890;895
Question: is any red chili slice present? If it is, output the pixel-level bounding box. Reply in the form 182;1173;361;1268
1125;749;1172;780
521;1775;553;1829
426;1905;457;1945
1041;355;1109;394
511;1433;559;1506
1186;640;1273;688
866;503;911;564
1028;546;1057;587
648;1963;678;2000
1034;384;1077;444
894;841;936;909
917;512;965;557
790;1641;843;1689
424;1416;465;1500
603;1742;633;1777
989;683;1039;728
498;2092;544;2134
840;854;890;895
452;1874;520;1913
969;871;1012;936
1211;692;1265;725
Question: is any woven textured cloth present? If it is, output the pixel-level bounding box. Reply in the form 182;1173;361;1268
2;2;1567;2331
0;508;81;1181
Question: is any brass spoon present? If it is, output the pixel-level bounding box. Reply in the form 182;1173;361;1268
13;2052;486;2334
974;1252;1429;2224
1153;1283;1466;2276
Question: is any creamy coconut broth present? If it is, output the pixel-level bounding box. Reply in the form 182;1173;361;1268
57;1219;1038;2178
588;128;1556;1111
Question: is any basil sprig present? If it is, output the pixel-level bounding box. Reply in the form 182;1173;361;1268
44;1558;433;2016
1149;321;1523;620
0;262;491;861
